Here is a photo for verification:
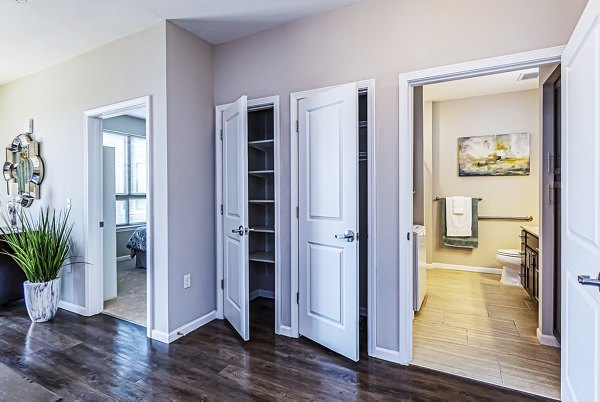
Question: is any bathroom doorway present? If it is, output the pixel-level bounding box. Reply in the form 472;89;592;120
410;66;561;399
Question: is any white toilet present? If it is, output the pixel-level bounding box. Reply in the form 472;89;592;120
496;249;522;286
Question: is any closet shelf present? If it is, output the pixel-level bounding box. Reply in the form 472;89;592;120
248;139;274;150
249;170;274;177
249;199;275;204
251;226;275;233
249;251;275;264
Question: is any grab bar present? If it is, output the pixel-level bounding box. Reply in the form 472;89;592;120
479;216;533;222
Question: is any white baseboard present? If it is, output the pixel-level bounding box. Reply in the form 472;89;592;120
537;328;560;348
58;300;86;315
249;289;275;300
151;310;217;344
372;346;407;365
425;263;435;269
278;324;294;337
432;262;502;275
116;255;131;262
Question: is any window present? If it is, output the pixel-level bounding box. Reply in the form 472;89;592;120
103;131;147;226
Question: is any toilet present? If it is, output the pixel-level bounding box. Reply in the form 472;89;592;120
496;249;522;286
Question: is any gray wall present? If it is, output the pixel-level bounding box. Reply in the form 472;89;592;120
165;22;216;330
213;0;586;352
117;229;135;258
0;24;171;336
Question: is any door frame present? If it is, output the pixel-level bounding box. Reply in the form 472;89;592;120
83;96;154;338
541;65;562;346
398;46;564;364
215;95;283;334
290;79;376;356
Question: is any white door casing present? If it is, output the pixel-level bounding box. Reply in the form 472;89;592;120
561;0;600;400
222;95;250;341
102;147;117;301
298;83;359;361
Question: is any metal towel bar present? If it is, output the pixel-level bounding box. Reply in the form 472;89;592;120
433;197;532;221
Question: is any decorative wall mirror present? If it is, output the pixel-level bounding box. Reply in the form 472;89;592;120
3;134;44;207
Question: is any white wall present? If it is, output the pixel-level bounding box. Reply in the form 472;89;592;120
213;0;586;353
165;22;216;330
429;90;540;268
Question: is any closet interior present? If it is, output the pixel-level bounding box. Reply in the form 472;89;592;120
247;105;277;318
358;90;368;321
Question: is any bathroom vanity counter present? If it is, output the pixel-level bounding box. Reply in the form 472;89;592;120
521;225;539;238
520;228;539;306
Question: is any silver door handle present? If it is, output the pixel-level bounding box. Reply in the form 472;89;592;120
232;225;244;236
578;274;600;291
335;230;355;242
244;227;255;235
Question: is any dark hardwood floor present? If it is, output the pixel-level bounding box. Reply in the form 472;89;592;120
0;298;553;401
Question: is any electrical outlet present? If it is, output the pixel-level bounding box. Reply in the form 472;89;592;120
184;274;191;289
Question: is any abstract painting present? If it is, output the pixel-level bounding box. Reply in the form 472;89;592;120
458;133;530;176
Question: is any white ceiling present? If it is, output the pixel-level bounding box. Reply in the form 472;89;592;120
423;68;540;102
0;0;361;85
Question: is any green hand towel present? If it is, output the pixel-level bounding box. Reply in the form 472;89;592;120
440;198;478;248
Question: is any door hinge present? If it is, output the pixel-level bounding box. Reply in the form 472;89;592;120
296;292;299;304
407;232;411;241
221;279;224;290
296;206;299;219
99;221;104;228
220;204;223;215
296;120;299;133
220;129;223;140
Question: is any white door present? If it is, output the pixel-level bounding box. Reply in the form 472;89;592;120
222;95;250;341
298;83;359;361
561;0;600;400
102;146;117;301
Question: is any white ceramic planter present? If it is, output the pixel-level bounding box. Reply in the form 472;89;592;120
23;277;61;322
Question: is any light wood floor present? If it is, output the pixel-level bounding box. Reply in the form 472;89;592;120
413;268;561;400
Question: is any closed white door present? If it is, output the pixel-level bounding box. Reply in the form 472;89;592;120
561;0;600;400
102;146;117;301
222;95;250;341
298;83;359;361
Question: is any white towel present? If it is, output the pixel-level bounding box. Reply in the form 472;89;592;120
446;197;472;237
452;196;469;215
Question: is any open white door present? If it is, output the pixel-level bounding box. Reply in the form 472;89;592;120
561;1;600;400
102;146;117;301
298;83;359;361
222;95;250;341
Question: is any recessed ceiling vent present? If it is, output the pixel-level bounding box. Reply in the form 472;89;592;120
517;71;539;81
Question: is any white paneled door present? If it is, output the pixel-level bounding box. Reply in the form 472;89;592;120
102;147;117;301
222;95;250;341
298;83;359;361
561;0;600;400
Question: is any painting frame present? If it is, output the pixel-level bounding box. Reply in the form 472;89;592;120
457;132;530;177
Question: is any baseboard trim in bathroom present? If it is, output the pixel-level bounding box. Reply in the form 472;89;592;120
432;262;502;275
537;328;561;348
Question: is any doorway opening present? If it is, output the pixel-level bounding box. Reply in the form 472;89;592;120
215;95;283;340
290;80;376;362
409;64;561;398
84;96;153;336
101;109;148;326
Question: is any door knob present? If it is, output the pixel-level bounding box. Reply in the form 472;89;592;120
578;273;600;292
335;230;355;242
232;225;244;236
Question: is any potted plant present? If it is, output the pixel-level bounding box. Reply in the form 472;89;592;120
0;207;73;322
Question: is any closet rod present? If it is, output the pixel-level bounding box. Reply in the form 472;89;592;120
433;197;483;201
